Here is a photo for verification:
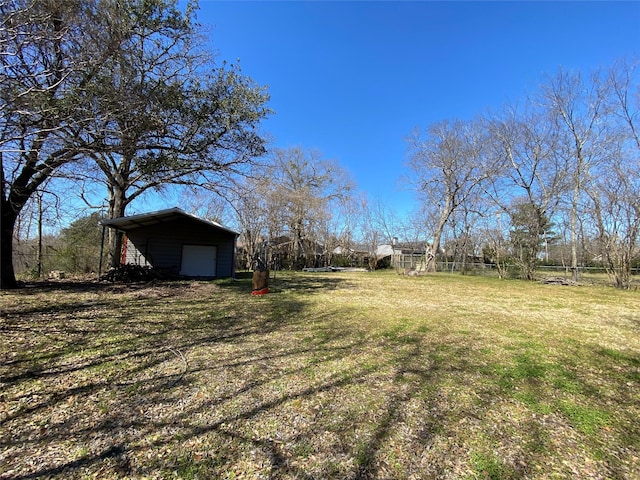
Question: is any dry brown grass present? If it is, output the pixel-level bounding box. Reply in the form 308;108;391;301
1;271;638;479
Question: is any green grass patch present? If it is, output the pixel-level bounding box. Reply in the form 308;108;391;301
557;401;612;435
470;452;513;480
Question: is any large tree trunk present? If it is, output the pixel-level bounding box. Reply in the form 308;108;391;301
426;203;451;272
1;164;39;289
1;207;19;289
426;227;445;273
106;183;128;268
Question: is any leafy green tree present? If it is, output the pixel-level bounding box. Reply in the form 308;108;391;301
510;202;555;280
1;0;271;288
78;0;271;267
54;212;106;274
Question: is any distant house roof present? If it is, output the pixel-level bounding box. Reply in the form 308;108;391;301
375;244;402;259
376;242;432;259
99;207;239;236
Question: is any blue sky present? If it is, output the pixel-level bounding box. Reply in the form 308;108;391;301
190;1;639;217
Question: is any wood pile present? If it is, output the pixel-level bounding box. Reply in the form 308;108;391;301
100;264;176;283
540;276;579;286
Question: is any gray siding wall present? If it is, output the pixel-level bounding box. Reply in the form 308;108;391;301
123;218;236;278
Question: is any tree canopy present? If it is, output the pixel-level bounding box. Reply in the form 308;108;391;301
1;0;271;288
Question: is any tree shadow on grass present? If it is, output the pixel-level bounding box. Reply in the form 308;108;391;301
1;276;357;476
1;276;637;479
219;270;358;296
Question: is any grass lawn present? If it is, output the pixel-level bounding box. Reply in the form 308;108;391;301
1;271;638;479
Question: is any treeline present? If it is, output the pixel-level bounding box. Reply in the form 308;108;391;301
13;59;640;289
225;61;639;288
4;2;637;289
404;60;639;288
13;212;106;278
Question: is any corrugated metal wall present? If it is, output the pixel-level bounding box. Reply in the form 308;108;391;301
123;218;236;278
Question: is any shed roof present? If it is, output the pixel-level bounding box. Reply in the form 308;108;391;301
99;207;238;236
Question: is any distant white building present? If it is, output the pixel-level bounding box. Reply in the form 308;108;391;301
375;244;403;259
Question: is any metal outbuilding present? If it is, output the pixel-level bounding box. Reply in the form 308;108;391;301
99;207;238;279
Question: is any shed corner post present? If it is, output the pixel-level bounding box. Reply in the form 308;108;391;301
232;233;239;280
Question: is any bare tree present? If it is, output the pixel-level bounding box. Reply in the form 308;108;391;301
478;210;510;279
356;196;383;270
10;179;64;278
607;58;640;150
407;118;491;272
267;147;353;269
588;160;640;288
540;67;608;281
177;185;233;225
226;174;275;270
445;190;488;274
587;58;640;288
316;195;352;268
485;105;566;279
327;191;365;266
351;196;393;270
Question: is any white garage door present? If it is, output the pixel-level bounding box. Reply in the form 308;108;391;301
180;245;217;277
